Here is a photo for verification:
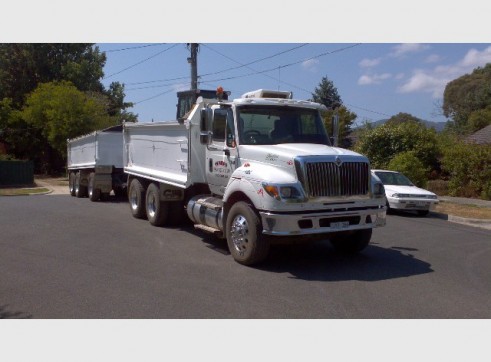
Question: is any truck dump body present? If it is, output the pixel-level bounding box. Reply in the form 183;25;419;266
123;121;193;188
67;125;123;170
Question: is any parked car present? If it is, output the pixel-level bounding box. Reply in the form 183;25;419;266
371;169;439;216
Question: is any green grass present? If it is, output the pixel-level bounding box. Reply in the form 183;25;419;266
0;187;50;196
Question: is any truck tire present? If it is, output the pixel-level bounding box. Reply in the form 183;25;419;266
129;178;147;219
69;172;76;196
75;172;87;198
88;172;101;202
145;183;169;226
226;202;270;266
329;228;372;254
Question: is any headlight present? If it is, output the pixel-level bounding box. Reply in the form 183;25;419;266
262;183;304;201
391;193;411;198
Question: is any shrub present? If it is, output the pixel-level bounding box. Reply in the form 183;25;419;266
387;151;428;188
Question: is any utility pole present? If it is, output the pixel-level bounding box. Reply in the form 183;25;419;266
187;43;199;91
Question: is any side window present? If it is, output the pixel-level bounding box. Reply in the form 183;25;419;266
212;108;227;142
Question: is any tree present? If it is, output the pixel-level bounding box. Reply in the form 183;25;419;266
311;76;356;147
19;81;117;172
0;44;106;107
354;119;439;172
311;76;342;109
442;63;491;134
105;82;138;123
386;112;423;126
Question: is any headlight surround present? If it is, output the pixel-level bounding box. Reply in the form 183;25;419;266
373;182;385;198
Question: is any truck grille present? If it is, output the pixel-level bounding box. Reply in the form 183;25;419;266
301;161;369;197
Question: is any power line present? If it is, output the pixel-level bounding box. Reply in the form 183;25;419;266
104;43;167;53
103;44;179;80
200;43;309;77
124;44;308;87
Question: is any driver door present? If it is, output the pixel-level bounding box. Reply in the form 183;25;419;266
206;107;237;195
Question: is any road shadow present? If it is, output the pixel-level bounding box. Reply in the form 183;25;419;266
0;305;32;319
258;240;433;282
191;227;433;282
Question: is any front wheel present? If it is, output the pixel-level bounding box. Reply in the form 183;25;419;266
225;202;270;266
330;228;372;254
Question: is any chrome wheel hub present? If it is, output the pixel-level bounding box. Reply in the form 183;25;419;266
230;214;249;252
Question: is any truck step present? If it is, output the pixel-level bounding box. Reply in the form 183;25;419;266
194;224;223;237
195;197;223;211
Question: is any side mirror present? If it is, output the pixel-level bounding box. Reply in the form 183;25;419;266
200;108;213;145
332;113;339;147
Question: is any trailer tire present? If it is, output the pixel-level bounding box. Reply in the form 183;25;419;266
226;202;270;266
75;172;87;198
88;172;101;202
69;172;76;196
146;183;169;226
129;178;147;219
329;228;372;254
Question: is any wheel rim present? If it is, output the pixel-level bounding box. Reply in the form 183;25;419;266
130;188;139;211
147;192;157;218
88;182;93;197
230;214;249;252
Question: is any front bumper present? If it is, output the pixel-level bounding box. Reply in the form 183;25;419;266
388;197;439;211
259;206;386;236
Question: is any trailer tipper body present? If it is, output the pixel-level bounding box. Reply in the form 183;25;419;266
67;125;126;201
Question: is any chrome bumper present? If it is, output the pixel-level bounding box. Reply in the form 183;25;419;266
259;207;386;236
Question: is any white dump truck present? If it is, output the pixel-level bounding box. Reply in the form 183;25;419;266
67;125;127;201
123;89;387;265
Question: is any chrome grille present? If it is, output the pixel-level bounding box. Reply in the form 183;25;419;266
303;161;369;197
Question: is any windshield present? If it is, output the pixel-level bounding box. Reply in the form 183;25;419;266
374;171;414;186
236;105;330;146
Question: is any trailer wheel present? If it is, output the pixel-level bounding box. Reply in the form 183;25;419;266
226;202;270;266
88;172;101;202
145;183;169;226
329;228;372;254
75;172;87;198
129;178;147;219
69;172;76;196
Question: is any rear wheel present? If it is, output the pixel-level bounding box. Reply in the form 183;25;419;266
88;172;100;202
69;172;76;196
417;210;430;216
226;202;270;266
145;183;169;226
128;178;147;219
75;172;87;198
330;228;372;254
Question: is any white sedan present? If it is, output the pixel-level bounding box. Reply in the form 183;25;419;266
371;169;439;216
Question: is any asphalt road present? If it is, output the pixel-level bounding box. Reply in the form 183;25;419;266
1;194;490;319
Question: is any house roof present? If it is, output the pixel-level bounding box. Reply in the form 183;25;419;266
466;124;491;145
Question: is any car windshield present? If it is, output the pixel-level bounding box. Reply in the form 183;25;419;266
236;105;330;146
374;171;414;186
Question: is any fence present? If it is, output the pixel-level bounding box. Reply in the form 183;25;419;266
0;161;34;186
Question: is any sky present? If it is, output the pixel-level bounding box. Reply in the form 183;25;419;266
98;43;491;125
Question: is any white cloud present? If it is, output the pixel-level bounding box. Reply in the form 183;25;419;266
395;73;405;80
358;73;392;85
390;43;430;58
397;45;491;98
302;59;319;71
425;54;442;63
359;57;382;68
